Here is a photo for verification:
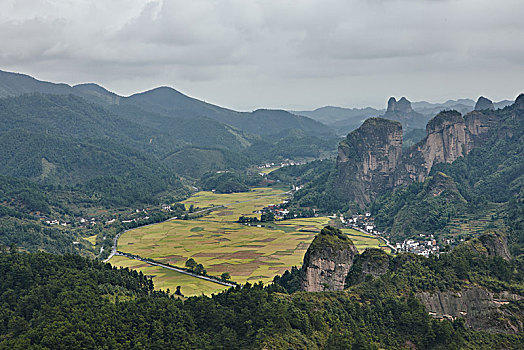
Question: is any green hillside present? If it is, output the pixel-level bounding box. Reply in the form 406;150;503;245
0;234;521;349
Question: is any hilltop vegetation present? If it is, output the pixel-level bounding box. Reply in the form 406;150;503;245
1;231;522;349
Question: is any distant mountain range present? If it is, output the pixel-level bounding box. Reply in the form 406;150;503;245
293;96;514;136
0;70;332;137
0;69;340;182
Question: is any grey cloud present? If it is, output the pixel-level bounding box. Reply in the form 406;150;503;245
0;0;523;109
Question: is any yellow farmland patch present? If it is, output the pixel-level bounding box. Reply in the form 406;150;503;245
115;188;389;294
109;255;229;297
85;234;98;246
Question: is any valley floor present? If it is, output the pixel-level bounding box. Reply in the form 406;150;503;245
109;187;389;296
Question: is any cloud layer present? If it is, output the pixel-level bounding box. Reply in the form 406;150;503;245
1;0;524;109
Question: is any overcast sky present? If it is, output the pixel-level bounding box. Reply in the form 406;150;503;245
1;0;523;110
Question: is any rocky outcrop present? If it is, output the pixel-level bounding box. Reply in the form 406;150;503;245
333;96;518;205
383;97;426;130
387;97;413;114
345;248;390;287
301;226;358;292
464;110;499;139
515;93;524;109
474;96;494;111
417;286;523;334
465;232;511;261
334;118;402;206
400;110;468;182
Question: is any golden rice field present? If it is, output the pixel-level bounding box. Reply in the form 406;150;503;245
110;255;229;296
110;187;389;296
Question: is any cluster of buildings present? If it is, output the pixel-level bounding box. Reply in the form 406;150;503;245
41;206;158;229
395;235;440;257
44;219;70;226
257;160;307;176
340;212;377;233
339;213;442;257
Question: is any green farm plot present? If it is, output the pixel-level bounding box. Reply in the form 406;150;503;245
342;229;392;253
110;255;229;297
259;166;280;174
118;216;388;286
205;196;288;222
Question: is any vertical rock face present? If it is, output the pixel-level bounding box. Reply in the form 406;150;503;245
401;111;468;182
417;286;523;334
387;97;414;113
465;232;512;261
423;110;468;167
474;96;494;111
334;118;402;206
300;227;358;292
333;96;514;205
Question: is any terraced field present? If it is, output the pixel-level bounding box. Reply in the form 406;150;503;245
110;187;389;296
445;203;504;238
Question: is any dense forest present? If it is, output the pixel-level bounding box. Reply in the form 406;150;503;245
0;236;522;349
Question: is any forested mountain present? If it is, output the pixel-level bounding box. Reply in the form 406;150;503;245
0;69;333;138
0;69;340;255
0;69;338;172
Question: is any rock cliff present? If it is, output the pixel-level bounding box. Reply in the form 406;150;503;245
465;232;511;261
417;286;523;334
334;118;402;206
300;226;358;292
401;110;468;182
333;96;520;205
345;248;390;287
515;93;524;109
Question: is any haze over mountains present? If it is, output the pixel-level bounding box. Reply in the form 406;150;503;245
294;96;513;136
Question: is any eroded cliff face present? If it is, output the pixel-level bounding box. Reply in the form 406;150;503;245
417;286;523;334
334;96;511;204
401;110;468;182
465;232;512;261
334;118;402;206
301;227;358;292
345;248;390;287
474;96;494;111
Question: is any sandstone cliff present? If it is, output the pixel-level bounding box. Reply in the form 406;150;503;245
417;286;522;334
300;226;358;292
333;96;517;205
400;110;469;182
334;118;402;206
465;232;512;261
